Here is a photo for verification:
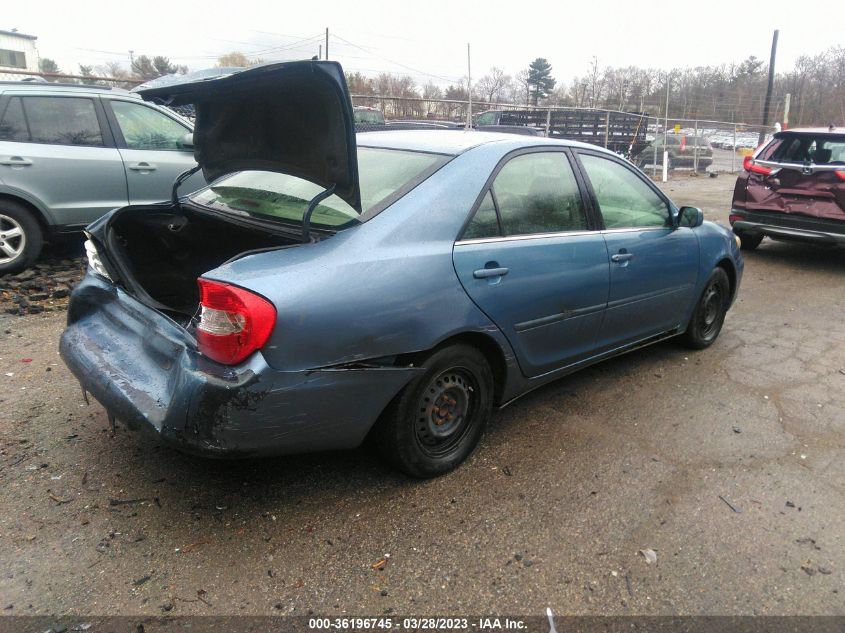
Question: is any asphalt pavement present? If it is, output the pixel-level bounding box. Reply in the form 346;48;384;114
0;175;842;617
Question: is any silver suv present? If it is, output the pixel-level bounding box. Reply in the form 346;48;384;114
0;81;206;273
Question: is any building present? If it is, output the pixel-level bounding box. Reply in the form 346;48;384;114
0;29;39;81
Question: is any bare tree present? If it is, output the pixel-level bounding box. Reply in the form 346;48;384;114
217;51;262;68
476;67;511;104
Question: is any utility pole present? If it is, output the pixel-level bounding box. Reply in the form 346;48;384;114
325;28;329;61
758;29;779;145
129;50;134;70
466;43;472;129
783;93;791;130
318;44;322;60
663;73;671;182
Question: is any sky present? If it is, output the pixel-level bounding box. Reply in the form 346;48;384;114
4;0;841;87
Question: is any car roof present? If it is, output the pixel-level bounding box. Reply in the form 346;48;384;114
775;127;844;137
0;81;137;97
356;129;600;156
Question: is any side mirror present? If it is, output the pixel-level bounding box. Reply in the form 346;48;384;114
178;132;194;151
678;206;704;228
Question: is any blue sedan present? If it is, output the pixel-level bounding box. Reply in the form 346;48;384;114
60;61;743;477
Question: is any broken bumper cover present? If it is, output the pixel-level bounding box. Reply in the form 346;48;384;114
60;274;421;458
731;209;845;246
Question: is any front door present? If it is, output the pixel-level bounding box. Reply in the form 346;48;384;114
576;151;699;350
104;98;206;204
453;150;609;377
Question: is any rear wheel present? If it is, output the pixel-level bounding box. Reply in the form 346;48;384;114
0;201;43;274
682;268;730;349
735;230;763;251
373;344;494;478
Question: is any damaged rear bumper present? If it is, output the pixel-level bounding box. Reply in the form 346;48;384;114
730;209;845;247
60;274;421;458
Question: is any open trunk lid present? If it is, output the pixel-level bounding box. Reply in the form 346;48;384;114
134;60;362;212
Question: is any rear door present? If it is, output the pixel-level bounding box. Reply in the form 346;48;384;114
747;133;845;221
103;98;206;204
575;150;699;350
0;93;127;228
453;149;609;377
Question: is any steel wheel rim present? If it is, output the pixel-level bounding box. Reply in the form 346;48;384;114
0;214;25;264
699;282;723;339
415;367;478;457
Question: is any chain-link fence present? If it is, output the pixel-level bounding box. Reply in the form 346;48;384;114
634;116;772;178
351;95;775;177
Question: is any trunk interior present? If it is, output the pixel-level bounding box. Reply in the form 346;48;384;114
106;204;301;319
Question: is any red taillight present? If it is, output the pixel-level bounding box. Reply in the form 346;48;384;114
196;279;276;365
743;155;772;175
729;214;743;224
836;170;845;181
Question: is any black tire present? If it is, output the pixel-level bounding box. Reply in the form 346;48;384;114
373;344;494;478
0;201;43;275
735;231;763;251
682;268;730;350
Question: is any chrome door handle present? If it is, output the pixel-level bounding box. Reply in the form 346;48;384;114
473;267;509;279
0;157;33;167
129;162;157;171
611;253;633;263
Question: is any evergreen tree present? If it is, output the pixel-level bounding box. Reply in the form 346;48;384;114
527;58;556;105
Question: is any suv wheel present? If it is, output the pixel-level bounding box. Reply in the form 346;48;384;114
735;231;763;251
373;344;494;478
0;201;43;274
667;155;676;171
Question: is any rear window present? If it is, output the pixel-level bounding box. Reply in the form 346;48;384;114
773;135;845;164
190;147;450;230
354;109;385;125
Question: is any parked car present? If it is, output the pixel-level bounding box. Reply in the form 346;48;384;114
730;127;845;249
0;81;205;273
60;61;743;478
637;134;713;171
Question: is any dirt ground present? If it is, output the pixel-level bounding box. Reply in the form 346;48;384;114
0;174;843;618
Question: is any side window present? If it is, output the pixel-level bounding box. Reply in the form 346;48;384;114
580;154;670;229
0;49;27;69
110;100;188;150
493;152;587;236
0;97;28;142
463;191;500;239
21;97;104;146
475;112;496;126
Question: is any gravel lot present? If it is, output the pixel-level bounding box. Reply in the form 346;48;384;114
0;174;843;617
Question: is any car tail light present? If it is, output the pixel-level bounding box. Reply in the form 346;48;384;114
84;239;112;282
729;214;743;224
743;155;772;175
835;170;845;181
196;279;276;365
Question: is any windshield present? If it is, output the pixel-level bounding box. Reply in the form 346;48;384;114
190;147;450;230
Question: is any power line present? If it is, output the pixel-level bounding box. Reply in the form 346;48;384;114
330;32;461;83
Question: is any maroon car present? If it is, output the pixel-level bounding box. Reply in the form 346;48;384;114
730;127;845;250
